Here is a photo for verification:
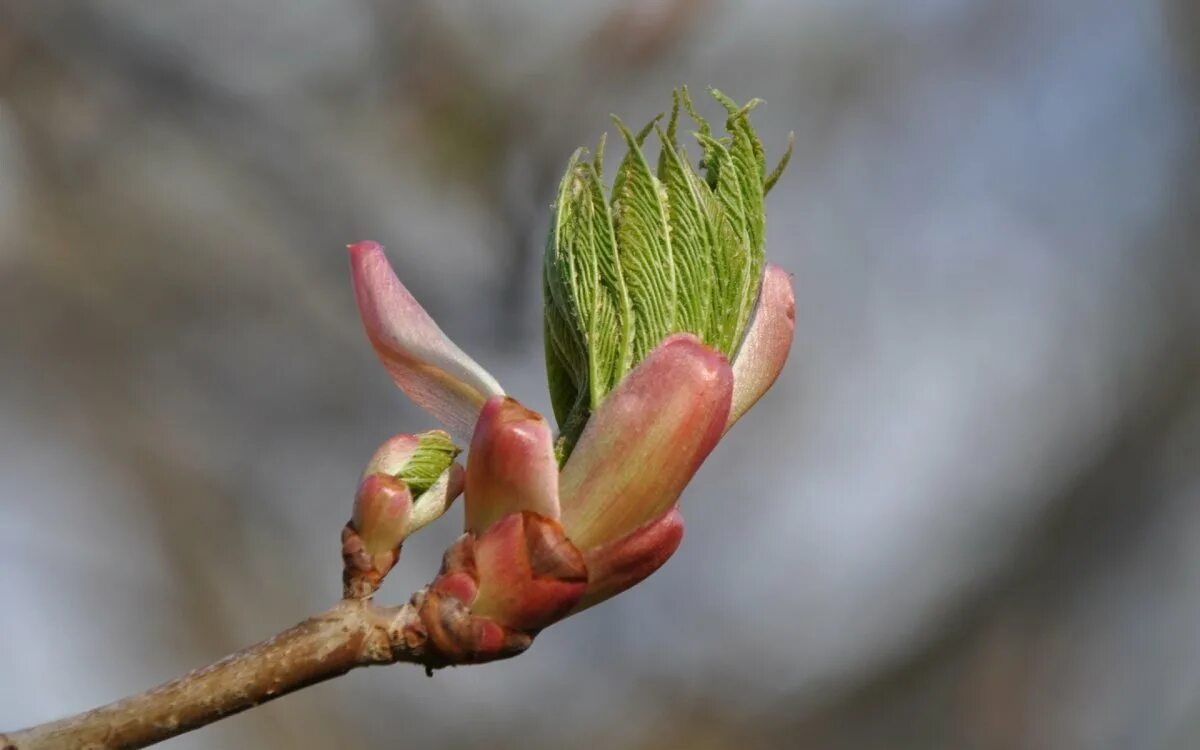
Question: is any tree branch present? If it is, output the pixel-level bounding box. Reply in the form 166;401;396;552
4;519;537;750
0;598;445;750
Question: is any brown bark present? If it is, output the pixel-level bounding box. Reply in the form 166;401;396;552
2;526;540;750
0;600;422;750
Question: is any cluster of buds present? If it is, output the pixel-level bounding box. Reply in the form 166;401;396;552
344;88;795;665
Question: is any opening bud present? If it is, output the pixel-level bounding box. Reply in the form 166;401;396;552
544;87;792;459
344;430;465;597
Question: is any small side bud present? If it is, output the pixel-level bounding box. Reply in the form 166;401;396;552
366;429;460;497
352;474;413;555
343;430;465;598
344;474;413;598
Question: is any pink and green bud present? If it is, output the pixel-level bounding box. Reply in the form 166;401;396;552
360;429;464;535
422;334;734;625
347;88;796;640
344;430;465;597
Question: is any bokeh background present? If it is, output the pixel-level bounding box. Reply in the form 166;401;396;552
1;1;1198;748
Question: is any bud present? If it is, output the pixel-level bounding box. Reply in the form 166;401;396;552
344;430;465;597
544;87;793;457
419;513;587;664
350;473;413;564
464;397;560;535
360;429;463;532
345;87;797;639
417;334;732;648
344;473;413;598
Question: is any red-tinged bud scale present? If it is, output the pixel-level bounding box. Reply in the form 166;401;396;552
559;334;732;552
465;396;560;534
573;506;685;612
470;512;587;631
343;473;413;598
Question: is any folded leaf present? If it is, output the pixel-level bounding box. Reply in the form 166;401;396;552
544;148;634;451
656;110;717;344
351;473;413;559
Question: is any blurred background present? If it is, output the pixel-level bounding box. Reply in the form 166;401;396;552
1;1;1198;748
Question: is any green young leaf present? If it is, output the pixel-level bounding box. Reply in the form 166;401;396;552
655;121;716;344
543;87;792;461
765;130;795;195
396;431;460;497
543;267;586;429
711;89;767;339
611;116;676;366
544;145;633;454
693;131;752;353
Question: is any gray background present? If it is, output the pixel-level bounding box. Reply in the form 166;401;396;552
1;1;1198;748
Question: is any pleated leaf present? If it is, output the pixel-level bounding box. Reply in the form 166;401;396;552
610;117;676;366
712;89;767;337
544;147;633;456
542;88;792;461
655;99;717;343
